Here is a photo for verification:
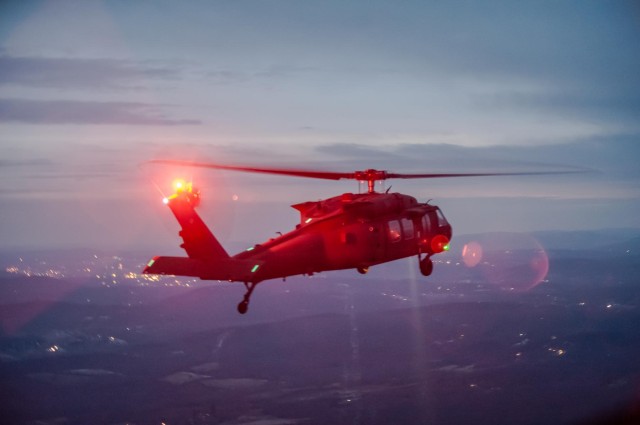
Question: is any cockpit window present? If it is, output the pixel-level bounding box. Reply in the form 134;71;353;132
436;209;448;227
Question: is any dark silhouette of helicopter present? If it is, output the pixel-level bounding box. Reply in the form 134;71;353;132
143;160;573;314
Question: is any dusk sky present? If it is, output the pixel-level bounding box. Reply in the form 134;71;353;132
1;0;639;250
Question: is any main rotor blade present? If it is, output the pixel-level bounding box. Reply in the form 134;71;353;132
385;170;583;179
149;159;585;183
148;159;355;181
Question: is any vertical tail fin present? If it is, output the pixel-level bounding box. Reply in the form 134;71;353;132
164;184;229;260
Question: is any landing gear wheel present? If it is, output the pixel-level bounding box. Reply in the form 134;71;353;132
237;282;257;314
357;266;369;275
237;300;249;314
419;258;433;277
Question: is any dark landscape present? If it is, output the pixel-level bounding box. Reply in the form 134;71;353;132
1;230;640;425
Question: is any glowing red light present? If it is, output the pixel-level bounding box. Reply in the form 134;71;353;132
431;234;449;253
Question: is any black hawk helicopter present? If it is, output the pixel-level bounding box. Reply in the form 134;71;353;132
143;160;572;314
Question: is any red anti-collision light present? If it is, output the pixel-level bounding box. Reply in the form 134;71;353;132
431;234;450;253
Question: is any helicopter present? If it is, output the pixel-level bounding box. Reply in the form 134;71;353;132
143;160;573;314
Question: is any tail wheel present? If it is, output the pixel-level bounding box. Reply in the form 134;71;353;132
419;258;433;277
357;266;369;275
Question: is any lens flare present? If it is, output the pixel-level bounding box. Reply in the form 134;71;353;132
462;241;483;267
467;233;549;292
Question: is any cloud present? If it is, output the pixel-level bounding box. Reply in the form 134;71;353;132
315;143;394;161
312;137;640;184
0;98;201;125
0;158;52;167
472;89;640;131
205;70;251;85
0;54;179;89
205;65;316;85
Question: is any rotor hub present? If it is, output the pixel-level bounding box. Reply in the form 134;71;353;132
354;169;388;193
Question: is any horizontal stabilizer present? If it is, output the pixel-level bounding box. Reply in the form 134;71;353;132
143;256;263;282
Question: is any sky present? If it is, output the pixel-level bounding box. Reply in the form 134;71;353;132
0;0;639;250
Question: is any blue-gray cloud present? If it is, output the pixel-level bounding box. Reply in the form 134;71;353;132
205;65;316;86
0;98;200;125
0;54;179;89
314;137;640;182
192;1;640;131
0;158;52;167
474;91;640;125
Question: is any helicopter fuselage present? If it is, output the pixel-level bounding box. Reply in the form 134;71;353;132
143;187;452;286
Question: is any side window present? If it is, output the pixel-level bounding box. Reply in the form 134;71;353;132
422;215;431;235
401;218;414;239
388;220;401;243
